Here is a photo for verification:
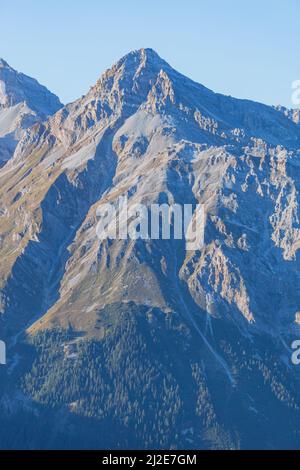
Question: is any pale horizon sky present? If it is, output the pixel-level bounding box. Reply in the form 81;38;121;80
1;0;299;108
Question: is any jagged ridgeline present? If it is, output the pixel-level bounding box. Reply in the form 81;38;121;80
0;58;62;165
0;49;300;449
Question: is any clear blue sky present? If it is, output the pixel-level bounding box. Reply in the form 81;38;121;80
1;0;299;107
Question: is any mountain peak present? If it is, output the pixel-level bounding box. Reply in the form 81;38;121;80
133;47;165;64
87;48;173;111
2;49;300;451
0;58;62;164
103;47;172;81
0;58;10;68
0;59;62;115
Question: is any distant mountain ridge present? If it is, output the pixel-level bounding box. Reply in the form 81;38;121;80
0;58;62;165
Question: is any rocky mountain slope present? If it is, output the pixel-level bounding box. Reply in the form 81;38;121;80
0;49;300;449
276;105;300;125
0;58;62;165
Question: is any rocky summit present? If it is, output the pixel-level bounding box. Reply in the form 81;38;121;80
0;49;300;449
